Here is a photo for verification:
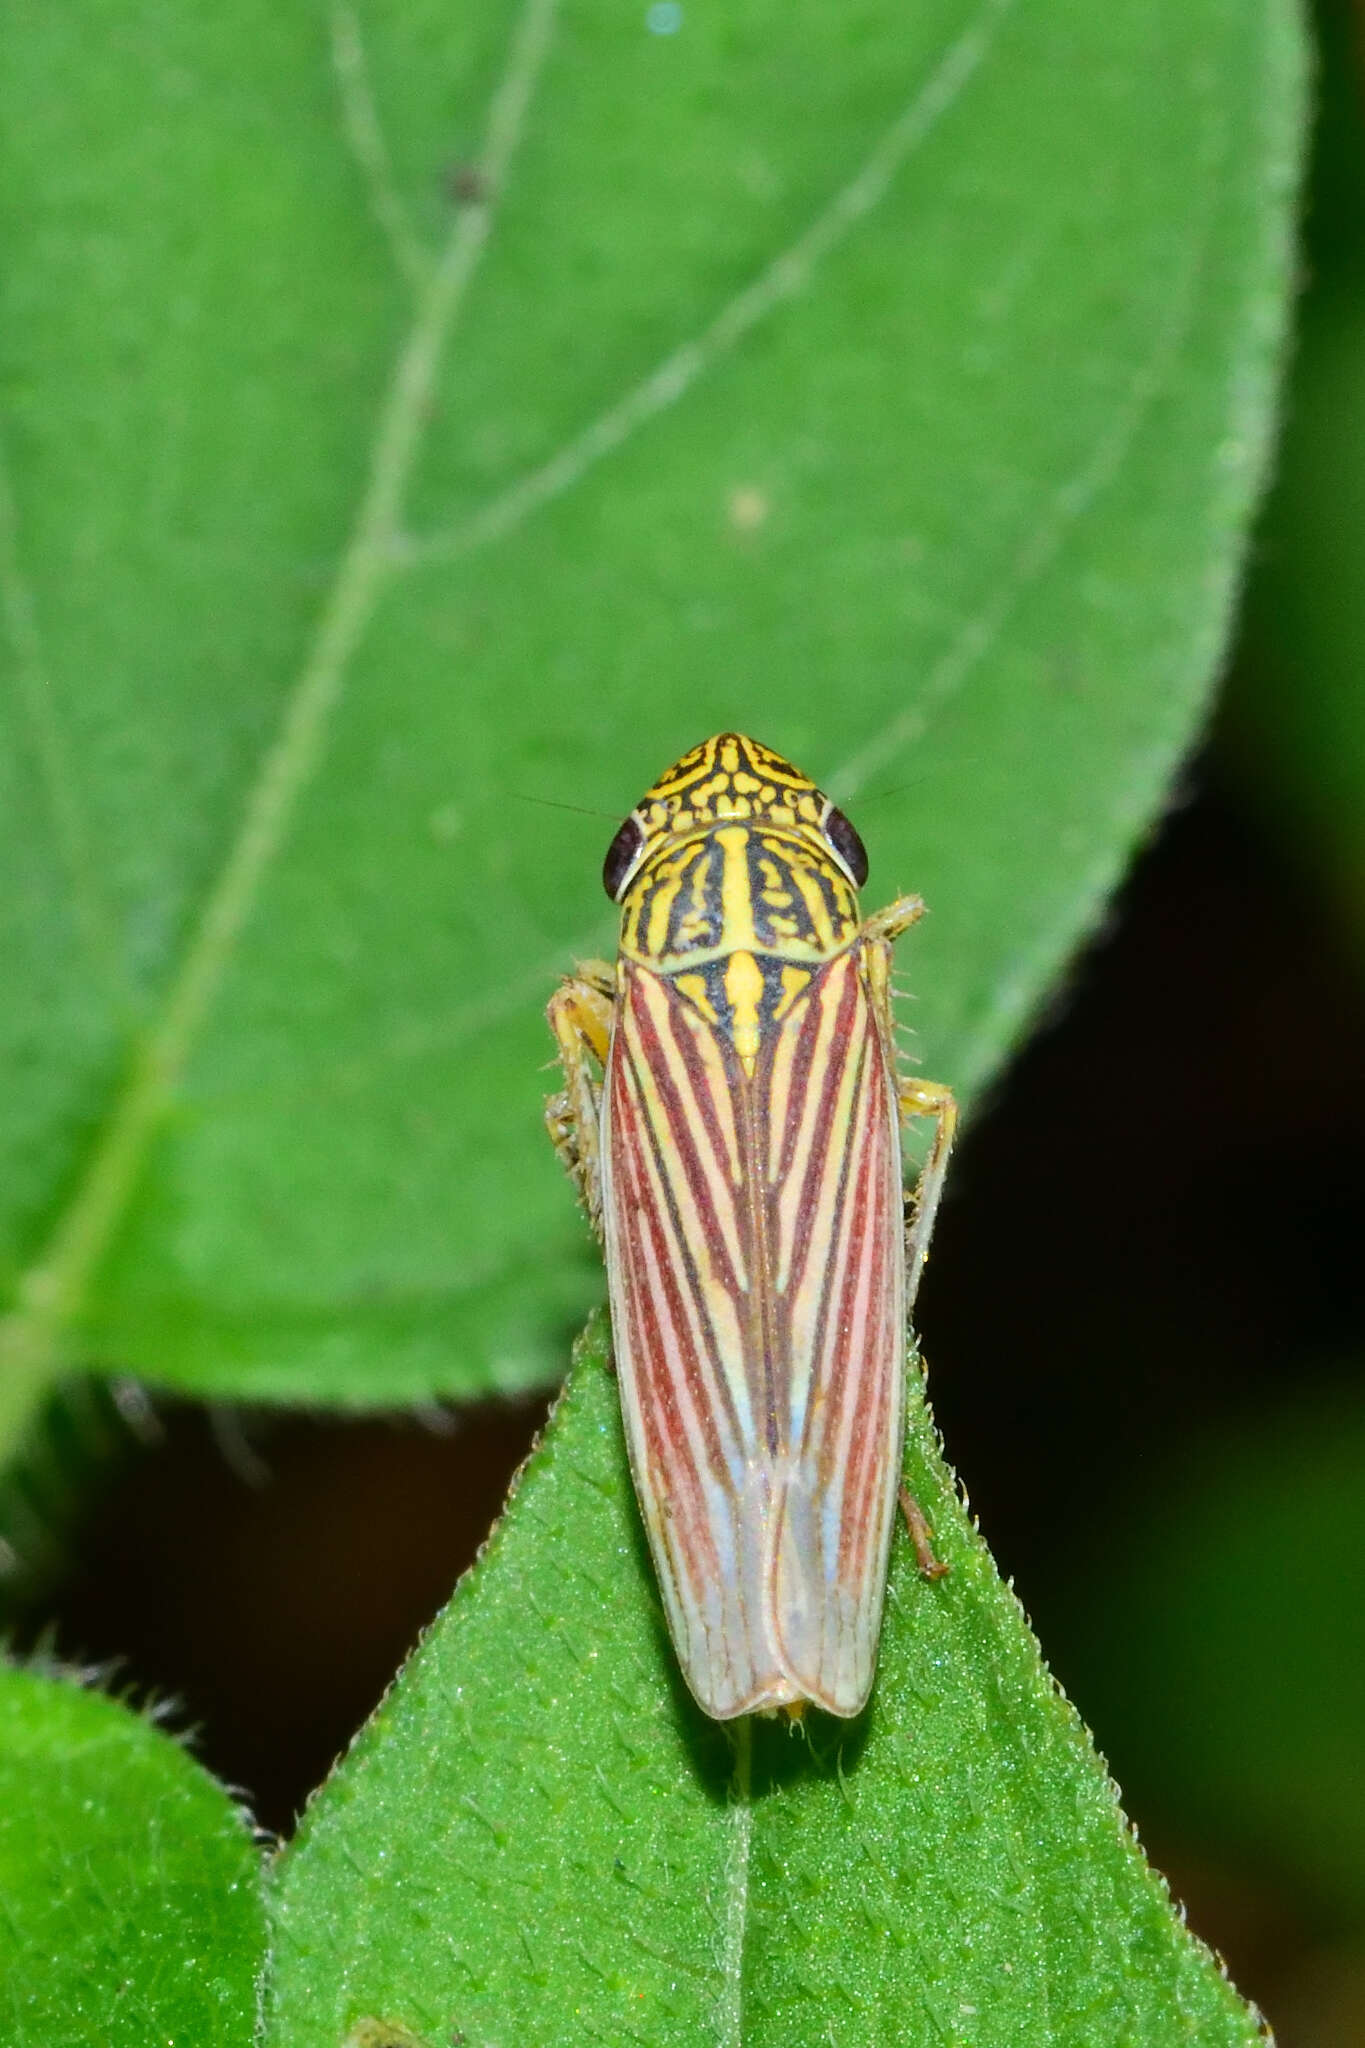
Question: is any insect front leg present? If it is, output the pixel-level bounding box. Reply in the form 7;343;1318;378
545;961;616;1244
860;893;927;948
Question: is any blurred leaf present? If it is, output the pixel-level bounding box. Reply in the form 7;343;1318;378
1;0;1303;1430
1047;1391;1365;1928
1227;288;1365;953
0;1662;265;2046
267;1321;1265;2045
0;1377;144;1613
1224;0;1365;956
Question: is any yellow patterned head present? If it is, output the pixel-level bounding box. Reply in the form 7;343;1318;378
605;733;867;970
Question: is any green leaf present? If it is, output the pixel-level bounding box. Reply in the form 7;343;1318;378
1;0;1304;1427
266;1319;1263;2045
0;1662;265;2046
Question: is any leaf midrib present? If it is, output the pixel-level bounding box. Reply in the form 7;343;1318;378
0;0;562;1450
0;0;1022;1449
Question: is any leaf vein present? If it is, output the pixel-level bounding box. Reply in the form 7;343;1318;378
329;0;432;296
393;0;1019;573
0;444;132;1014
719;1718;753;2048
827;107;1235;808
892;119;1236;1099
0;0;561;1444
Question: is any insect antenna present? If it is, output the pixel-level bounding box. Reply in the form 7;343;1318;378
855;757;978;808
510;792;622;822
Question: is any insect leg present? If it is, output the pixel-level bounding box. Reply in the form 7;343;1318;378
860;893;927;947
898;1483;949;1580
859;919;958;1309
898;1075;957;1309
545;963;616;1242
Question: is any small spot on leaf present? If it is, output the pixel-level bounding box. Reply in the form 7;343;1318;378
445;163;490;206
343;2020;434;2048
428;803;464;843
727;485;769;532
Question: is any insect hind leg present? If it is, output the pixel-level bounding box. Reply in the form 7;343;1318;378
858;912;957;1310
898;1076;957;1309
898;1482;949;1580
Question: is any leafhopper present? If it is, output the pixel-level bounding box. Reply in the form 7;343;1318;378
546;733;955;1718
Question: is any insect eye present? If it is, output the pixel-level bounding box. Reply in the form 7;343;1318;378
823;806;868;888
602;815;646;901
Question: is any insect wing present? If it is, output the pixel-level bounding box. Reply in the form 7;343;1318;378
601;951;904;1718
602;963;772;1716
765;946;906;1714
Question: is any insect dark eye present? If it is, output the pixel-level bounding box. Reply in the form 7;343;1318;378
602;815;646;901
823;806;868;888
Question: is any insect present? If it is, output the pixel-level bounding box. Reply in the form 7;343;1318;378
545;733;956;1718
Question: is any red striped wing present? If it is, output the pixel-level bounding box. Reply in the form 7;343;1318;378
600;949;905;1718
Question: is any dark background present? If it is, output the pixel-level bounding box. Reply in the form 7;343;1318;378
24;5;1365;2042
